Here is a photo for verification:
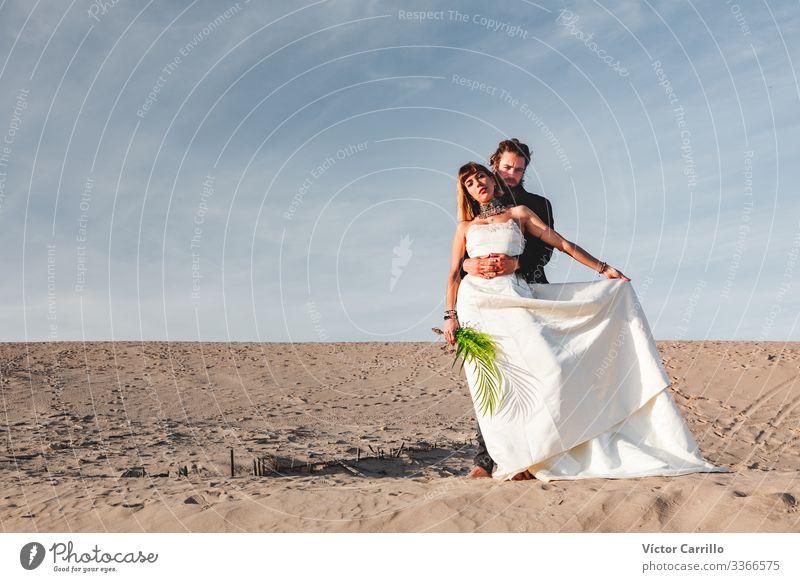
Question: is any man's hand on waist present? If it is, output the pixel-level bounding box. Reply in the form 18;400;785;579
463;254;519;279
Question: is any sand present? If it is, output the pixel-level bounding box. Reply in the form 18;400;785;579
1;340;798;532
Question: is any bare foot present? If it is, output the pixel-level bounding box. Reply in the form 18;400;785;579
511;470;534;481
466;466;491;479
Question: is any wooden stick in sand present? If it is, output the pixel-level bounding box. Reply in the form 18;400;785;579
338;461;366;478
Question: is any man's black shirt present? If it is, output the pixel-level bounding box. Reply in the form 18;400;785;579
509;185;554;284
462;185;555;284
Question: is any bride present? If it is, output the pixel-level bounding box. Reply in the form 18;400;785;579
444;162;723;482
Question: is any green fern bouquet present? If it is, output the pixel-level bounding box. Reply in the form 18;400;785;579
433;325;504;416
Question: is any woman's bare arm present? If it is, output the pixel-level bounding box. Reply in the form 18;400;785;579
444;222;469;344
515;206;629;280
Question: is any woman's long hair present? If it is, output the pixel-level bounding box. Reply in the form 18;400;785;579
456;162;514;221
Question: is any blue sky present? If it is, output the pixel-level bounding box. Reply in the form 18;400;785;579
0;0;798;342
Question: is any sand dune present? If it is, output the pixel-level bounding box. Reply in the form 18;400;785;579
1;340;798;532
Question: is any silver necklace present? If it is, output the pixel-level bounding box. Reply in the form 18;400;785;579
476;199;509;220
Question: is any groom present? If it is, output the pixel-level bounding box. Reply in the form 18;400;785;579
461;138;555;479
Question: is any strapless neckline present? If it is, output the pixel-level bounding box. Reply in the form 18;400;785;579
468;219;522;235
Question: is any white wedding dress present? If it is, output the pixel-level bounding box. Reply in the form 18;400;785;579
457;219;724;482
